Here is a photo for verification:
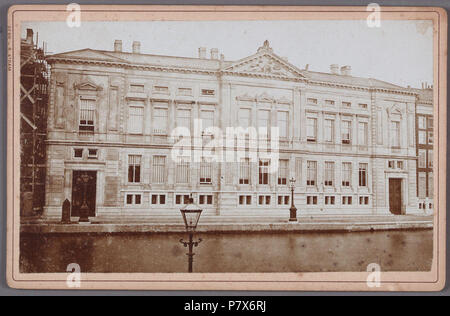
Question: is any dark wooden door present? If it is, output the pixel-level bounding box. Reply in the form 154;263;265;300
71;171;97;217
389;178;402;215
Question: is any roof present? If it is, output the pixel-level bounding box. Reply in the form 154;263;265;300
47;41;414;93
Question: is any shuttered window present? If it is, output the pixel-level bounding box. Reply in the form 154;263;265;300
152;156;166;183
176;159;190;184
200;160;212;184
239;158;251;184
128;106;144;134
79;98;95;131
153;107;168;135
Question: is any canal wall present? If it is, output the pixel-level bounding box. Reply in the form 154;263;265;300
20;215;434;234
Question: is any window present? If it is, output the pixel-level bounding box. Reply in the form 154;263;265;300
342;101;351;108
278;159;289;185
428;118;433;129
151;194;166;205
130;84;144;93
359;196;369;205
307;98;318;105
307;118;317;142
359;163;368;187
258;195;271;205
128;155;141;183
154;86;169;93
74;148;83;158
428;173;434;197
307;161;317;186
79;98;95;131
239;108;251;128
358;122;368;146
152;156;166;183
307;196;318;205
325;100;335;106
390;121;400;147
324;119;334;143
418;150;427;168
325;196;335;205
277;111;289;138
200;160;212;184
428;132;433;144
342;120;351;144
126;194;142;205
153;107;168;134
176;108;191;130
418;131;427;145
342;162;352;187
201;110;214;132
278;195;290;205
259;160;269;185
128;105;144;134
324;162;334;186
258;110;270;137
388;160;395;169
175;194;190;205
176;160;190;184
87;149;98;159
239;158;251;184
239;195;252;205
397;161;404;169
201;89;215;96
342;196;352;205
418;172;426;199
359;103;368;109
178;87;192;96
199;195;213;205
418;116;426;129
428;150;433;168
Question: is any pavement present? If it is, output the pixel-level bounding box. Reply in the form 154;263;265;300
20;214;434;234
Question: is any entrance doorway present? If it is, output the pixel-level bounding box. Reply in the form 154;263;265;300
389;178;402;215
71;170;97;217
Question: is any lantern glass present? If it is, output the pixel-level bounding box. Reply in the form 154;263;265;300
180;202;203;231
289;177;296;188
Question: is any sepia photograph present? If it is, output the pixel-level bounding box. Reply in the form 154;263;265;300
6;5;446;291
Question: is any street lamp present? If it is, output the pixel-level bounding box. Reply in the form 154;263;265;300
179;197;203;273
289;177;298;222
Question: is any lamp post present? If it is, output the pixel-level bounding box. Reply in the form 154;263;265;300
179;197;203;273
289;177;297;222
77;173;92;223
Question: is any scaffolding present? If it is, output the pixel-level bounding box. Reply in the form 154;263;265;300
20;29;49;217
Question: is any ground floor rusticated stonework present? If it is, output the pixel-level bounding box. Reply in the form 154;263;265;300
43;142;423;220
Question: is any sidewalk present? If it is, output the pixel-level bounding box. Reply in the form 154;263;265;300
21;214;434;234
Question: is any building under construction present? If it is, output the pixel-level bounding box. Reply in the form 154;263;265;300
20;29;49;217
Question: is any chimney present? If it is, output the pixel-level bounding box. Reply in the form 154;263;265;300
25;29;34;45
132;41;141;54
340;65;352;76
114;40;122;52
330;64;339;75
198;47;207;59
210;48;219;60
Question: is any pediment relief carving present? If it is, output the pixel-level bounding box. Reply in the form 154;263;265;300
387;104;403;118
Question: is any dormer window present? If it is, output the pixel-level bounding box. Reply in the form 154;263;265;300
130;84;144;93
178;87;192;96
154;86;169;93
201;89;215;96
307;98;318;105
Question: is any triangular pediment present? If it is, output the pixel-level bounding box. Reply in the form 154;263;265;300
48;49;128;63
74;80;102;91
223;41;306;80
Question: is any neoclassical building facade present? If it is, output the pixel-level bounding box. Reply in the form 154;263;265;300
44;40;420;219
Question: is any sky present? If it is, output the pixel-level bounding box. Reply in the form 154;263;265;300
22;20;434;88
